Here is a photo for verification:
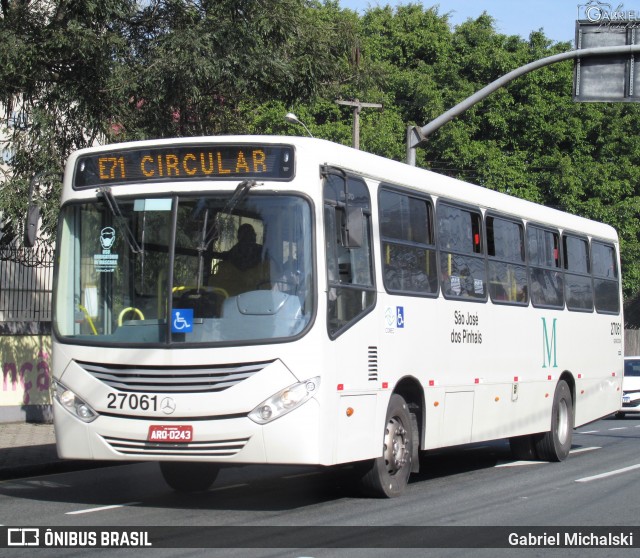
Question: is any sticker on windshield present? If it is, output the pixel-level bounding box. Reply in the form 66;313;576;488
172;309;193;333
93;227;119;273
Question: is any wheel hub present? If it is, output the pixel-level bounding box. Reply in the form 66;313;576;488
383;416;409;475
557;398;569;445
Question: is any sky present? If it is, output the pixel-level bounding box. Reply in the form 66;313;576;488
337;1;610;44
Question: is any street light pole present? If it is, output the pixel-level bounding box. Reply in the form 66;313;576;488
284;112;314;138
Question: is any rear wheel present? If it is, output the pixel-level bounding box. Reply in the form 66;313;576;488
535;379;573;462
356;394;414;498
159;462;220;492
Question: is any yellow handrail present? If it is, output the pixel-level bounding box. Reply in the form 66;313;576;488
118;307;145;326
77;305;97;335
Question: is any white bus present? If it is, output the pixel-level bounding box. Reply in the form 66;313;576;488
52;136;623;497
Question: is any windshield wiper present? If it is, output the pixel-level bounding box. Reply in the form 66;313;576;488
97;187;143;254
191;180;261;290
227;179;258;209
199;179;261;251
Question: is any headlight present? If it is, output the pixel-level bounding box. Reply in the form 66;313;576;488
53;380;98;423
248;377;320;424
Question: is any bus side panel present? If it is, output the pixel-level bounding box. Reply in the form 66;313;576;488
376;291;622;450
324;310;386;466
572;313;623;427
335;394;379;463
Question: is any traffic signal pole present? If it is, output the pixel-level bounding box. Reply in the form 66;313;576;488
406;44;640;165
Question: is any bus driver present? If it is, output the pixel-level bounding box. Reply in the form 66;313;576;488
212;224;269;296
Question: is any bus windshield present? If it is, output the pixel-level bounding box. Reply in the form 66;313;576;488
54;192;313;345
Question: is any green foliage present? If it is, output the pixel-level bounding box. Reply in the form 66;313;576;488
0;0;135;239
2;0;640;299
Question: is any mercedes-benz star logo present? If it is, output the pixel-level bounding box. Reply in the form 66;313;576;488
160;397;176;415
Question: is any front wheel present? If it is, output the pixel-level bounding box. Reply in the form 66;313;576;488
535;379;574;462
159;462;220;492
356;394;414;498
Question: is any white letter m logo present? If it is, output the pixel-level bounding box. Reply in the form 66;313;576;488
542;317;558;369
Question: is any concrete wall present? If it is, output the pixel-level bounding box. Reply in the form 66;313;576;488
0;334;52;423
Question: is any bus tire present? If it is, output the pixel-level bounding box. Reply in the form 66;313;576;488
159;462;219;492
356;394;413;498
535;380;573;462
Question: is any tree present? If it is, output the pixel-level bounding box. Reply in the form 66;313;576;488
0;0;351;239
0;0;136;240
115;0;355;140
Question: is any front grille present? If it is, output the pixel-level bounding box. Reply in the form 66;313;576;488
78;360;271;393
102;435;250;457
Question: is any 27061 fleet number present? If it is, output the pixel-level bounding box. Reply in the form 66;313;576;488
107;393;158;411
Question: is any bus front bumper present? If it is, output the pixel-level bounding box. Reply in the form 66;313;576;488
53;397;323;466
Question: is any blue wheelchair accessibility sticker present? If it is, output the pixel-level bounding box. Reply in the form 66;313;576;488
171;308;193;333
396;306;405;328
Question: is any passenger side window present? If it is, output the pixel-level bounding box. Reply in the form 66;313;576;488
379;188;437;295
527;225;563;309
486;215;528;305
324;173;376;337
592;241;620;314
438;203;486;300
563;234;593;312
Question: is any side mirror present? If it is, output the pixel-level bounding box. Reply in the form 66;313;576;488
345;206;365;248
24;174;41;248
23;204;40;248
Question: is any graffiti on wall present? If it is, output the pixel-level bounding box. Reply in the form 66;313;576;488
0;337;51;407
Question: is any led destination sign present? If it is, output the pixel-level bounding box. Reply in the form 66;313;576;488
74;144;295;188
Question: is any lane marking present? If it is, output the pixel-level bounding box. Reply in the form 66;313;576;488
495;447;600;467
569;446;601;454
608;427;628;431
577;430;600;434
495;461;545;468
66;502;140;515
576;464;640;483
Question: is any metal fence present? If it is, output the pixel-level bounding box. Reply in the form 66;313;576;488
0;238;53;332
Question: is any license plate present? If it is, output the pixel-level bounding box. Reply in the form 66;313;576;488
147;425;193;443
623;396;631;404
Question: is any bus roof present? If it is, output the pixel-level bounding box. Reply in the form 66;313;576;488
64;135;618;242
